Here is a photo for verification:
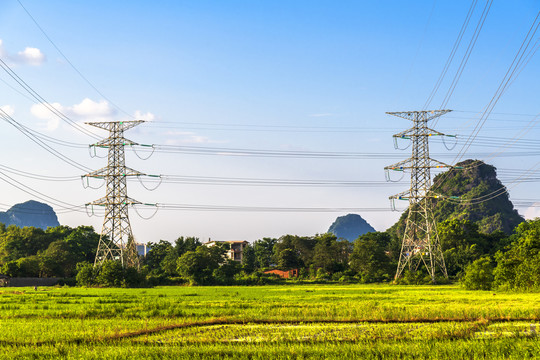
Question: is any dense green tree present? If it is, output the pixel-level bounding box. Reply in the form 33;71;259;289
350;232;391;283
437;219;506;278
494;219;540;290
276;248;302;269
213;259;242;284
143;240;173;272
312;233;352;273
143;236;201;278
461;257;494;290
1;260;18;277
39;240;73;277
0;226;51;263
174;236;201;256
273;235;317;268
241;244;256;273
75;262;96;286
16;256;40;277
63;226;100;263
253;238;277;268
176;244;228;285
95;261;124;287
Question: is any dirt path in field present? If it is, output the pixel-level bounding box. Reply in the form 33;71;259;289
0;316;538;347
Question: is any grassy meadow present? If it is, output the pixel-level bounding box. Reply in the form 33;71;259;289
0;284;539;359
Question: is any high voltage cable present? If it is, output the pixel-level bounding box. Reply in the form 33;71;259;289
152;175;403;187
16;0;134;120
423;0;478;110
152;203;392;213
16;122;87;148
0;109;91;172
19;119;540;152
427;10;540;203
147;144;540;159
0;169;85;213
453;10;540;163
0;163;79;182
0;58;101;140
439;0;493;110
439;158;540;207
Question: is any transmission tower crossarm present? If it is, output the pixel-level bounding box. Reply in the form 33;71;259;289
428;158;452;169
83;166;146;178
86;196;142;207
389;189;411;200
385;109;452;121
91;138;139;148
393;128;447;138
385;158;413;171
86;120;145;132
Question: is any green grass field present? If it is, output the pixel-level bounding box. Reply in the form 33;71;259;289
1;284;539;359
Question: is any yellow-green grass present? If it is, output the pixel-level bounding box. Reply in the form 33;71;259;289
0;284;538;359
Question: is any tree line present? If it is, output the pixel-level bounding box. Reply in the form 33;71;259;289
0;218;539;291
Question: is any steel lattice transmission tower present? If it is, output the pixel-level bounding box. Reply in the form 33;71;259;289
385;110;453;282
83;121;145;268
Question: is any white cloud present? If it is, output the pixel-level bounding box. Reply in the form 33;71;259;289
134;110;155;122
72;98;116;118
0;105;15;116
0;39;45;66
30;98;117;130
15;47;45;66
30;102;63;130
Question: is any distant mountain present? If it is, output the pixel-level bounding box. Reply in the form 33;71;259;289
0;200;60;230
328;214;376;241
389;159;524;236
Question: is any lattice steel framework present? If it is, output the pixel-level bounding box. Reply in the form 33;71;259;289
83;121;144;268
385;110;452;282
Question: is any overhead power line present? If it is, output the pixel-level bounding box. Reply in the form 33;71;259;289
0;109;91;172
153;203;392;213
0;58;100;140
423;0;479;110
16;0;134;119
438;0;493;110
427;10;540;205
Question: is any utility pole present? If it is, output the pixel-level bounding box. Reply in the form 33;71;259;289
83;121;145;269
385;110;452;282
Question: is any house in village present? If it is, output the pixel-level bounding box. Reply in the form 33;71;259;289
203;240;249;262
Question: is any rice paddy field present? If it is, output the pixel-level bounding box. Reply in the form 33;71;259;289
0;284;539;359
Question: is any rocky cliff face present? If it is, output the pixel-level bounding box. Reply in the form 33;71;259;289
328;214;376;241
0;200;60;230
390;160;524;236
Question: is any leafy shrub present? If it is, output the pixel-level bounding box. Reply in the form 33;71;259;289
461;257;494;290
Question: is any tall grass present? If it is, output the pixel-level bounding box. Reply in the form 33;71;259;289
0;284;538;359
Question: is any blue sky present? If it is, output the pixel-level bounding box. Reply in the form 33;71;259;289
0;1;539;243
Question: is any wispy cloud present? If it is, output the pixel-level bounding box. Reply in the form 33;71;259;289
0;39;45;66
